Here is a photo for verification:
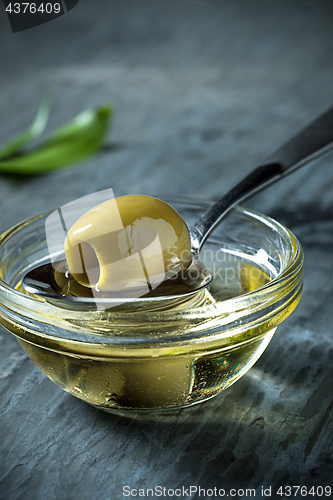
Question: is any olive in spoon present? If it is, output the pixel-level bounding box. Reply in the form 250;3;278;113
22;105;333;308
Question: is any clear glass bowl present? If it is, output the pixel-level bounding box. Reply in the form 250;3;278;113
0;198;303;415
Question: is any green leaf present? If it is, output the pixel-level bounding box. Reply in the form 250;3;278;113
0;96;51;161
0;104;113;175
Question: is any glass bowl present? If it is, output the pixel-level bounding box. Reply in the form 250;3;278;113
0;198;303;415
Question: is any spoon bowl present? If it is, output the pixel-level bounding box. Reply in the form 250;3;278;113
22;255;212;310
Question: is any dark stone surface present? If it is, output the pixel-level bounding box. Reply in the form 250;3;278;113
0;1;333;499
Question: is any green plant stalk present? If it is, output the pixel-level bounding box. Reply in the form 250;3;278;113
0;105;112;175
0;96;51;161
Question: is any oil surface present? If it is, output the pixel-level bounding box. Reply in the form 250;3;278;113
47;254;270;301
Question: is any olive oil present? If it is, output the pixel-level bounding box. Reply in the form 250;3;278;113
16;251;273;412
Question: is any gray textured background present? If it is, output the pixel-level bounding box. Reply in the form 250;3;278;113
0;1;333;499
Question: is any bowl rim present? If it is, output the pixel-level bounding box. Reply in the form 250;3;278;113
0;199;303;352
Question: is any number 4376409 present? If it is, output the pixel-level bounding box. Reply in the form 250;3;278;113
6;3;61;14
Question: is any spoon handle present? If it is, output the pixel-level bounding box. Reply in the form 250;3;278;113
191;106;333;251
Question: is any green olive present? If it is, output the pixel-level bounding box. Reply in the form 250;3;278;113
64;195;192;292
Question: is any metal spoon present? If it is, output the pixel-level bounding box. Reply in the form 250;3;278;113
22;105;333;308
